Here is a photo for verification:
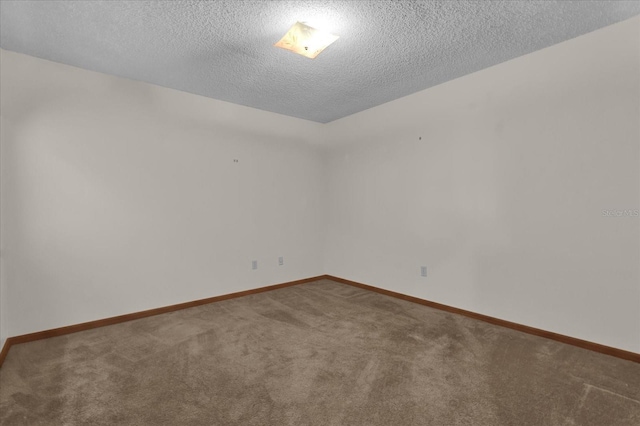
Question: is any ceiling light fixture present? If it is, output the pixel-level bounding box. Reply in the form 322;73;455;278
274;21;339;59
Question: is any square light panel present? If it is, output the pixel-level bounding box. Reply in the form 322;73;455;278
274;21;339;59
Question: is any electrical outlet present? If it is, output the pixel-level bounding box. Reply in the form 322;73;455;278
278;256;284;266
252;260;258;270
421;266;427;277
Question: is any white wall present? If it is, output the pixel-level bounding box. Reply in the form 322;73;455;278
0;114;8;350
2;17;639;354
324;17;640;353
0;50;326;340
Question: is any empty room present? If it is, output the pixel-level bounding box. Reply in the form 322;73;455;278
0;1;639;425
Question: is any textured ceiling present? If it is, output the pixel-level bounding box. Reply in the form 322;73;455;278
1;1;639;123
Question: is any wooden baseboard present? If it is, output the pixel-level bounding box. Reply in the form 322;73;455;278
1;274;638;367
0;339;10;368
325;275;640;364
0;275;324;368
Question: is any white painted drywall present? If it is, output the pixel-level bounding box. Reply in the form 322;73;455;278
0;116;7;350
1;16;639;354
324;17;640;353
0;49;326;338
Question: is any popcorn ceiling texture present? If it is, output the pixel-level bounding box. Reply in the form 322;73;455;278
1;0;639;123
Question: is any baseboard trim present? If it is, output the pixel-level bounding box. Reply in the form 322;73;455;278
1;274;638;367
325;275;640;364
0;340;10;368
0;275;324;368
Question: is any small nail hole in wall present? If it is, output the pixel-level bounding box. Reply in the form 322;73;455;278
233;159;239;163
419;136;422;140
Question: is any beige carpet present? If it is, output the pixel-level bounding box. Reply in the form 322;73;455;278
1;279;639;425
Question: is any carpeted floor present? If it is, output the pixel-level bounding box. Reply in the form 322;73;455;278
1;279;639;425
